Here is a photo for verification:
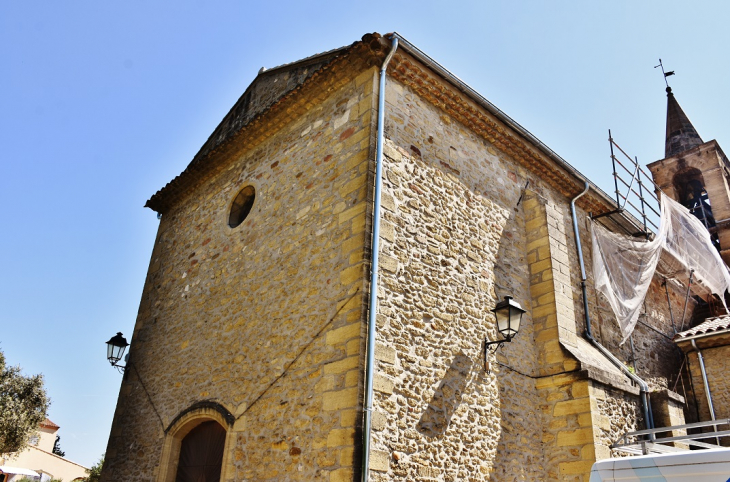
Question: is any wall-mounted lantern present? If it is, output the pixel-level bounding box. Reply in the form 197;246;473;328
484;296;526;372
106;332;129;372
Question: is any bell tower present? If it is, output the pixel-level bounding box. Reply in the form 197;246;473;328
647;86;730;264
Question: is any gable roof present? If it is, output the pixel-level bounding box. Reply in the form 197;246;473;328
144;33;388;212
191;45;349;167
144;32;622;222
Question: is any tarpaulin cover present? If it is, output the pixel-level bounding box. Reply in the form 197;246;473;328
592;195;730;343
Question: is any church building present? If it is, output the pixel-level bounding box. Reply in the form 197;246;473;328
101;32;728;481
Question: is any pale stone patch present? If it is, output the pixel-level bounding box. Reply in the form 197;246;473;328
333;109;351;130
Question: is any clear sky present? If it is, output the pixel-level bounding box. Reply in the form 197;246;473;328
2;0;729;468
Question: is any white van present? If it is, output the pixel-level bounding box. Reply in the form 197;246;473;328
590;448;730;481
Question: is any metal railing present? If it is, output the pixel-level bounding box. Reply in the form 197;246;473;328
612;418;730;455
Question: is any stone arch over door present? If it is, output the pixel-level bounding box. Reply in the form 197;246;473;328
157;402;235;482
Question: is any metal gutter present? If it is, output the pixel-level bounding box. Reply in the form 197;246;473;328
691;339;718;422
675;327;730;343
362;36;398;482
691;339;720;444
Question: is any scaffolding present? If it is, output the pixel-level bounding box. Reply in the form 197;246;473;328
592;131;661;239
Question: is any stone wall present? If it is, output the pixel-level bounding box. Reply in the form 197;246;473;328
686;345;730;424
102;67;379;482
194;51;346;165
535;373;598;480
367;77;546;481
368;71;693;481
593;385;641;455
520;175;688;390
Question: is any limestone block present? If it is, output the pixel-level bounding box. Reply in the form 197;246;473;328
327;428;354;447
375;343;396;364
553;398;592;417
557;428;594;447
370;450;390;472
328;467;354;482
326;323;361;346
379;255;399;273
324;356;359;375
323;388;359;411
373;374;394;394
558;460;595;475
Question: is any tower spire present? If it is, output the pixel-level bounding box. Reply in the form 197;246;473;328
664;88;703;158
655;59;702;157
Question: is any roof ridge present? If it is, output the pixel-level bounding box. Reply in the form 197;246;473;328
28;446;90;470
261;44;351;74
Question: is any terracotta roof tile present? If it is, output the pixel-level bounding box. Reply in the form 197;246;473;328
674;315;730;340
41;418;61;429
39;418;59;429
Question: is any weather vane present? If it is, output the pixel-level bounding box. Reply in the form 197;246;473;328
654;59;675;89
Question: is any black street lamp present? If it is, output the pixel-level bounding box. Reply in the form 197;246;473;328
484;296;526;372
106;332;129;371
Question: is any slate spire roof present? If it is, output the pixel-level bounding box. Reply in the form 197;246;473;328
665;86;703;158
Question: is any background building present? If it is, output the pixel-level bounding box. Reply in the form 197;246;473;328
0;419;88;482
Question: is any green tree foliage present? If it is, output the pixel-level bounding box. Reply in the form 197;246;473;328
83;454;104;482
0;349;49;454
52;434;65;457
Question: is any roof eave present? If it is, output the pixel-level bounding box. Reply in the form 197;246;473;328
389;32;619;212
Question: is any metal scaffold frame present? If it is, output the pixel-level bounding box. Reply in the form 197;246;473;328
592;131;662;239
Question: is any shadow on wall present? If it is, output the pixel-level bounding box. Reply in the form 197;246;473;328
417;352;473;438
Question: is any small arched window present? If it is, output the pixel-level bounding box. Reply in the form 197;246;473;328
228;186;255;228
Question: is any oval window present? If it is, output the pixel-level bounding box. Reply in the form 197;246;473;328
228;186;255;228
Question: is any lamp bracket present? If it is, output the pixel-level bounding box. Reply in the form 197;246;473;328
483;337;513;373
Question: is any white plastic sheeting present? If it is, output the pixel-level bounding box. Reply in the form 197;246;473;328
592;195;730;344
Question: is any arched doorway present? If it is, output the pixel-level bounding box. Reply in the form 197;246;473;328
175;420;226;482
157;403;234;482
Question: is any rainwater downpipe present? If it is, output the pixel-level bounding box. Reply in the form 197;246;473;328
571;181;654;430
690;339;719;442
362;36;398;482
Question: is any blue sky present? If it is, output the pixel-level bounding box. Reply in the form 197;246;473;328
2;0;729;467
